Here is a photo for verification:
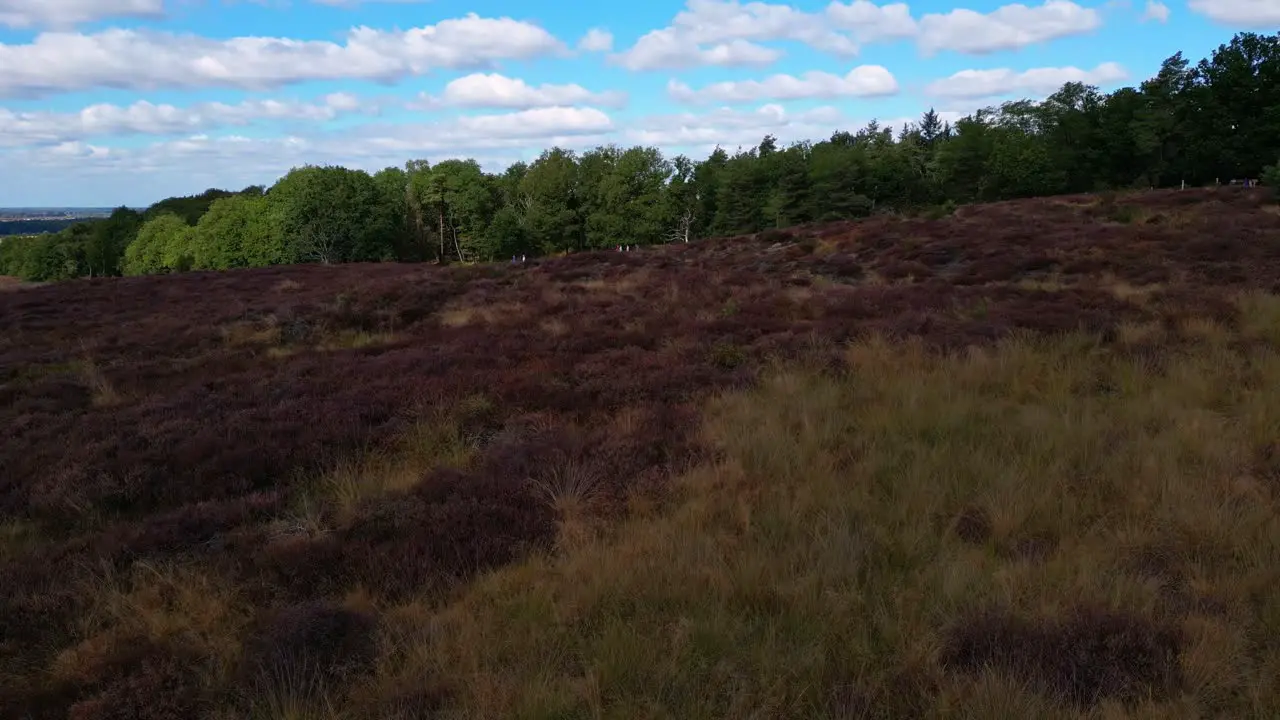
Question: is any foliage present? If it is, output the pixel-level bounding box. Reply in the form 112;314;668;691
9;30;1280;284
123;213;194;275
267;165;388;265
192;194;287;270
1264;160;1280;200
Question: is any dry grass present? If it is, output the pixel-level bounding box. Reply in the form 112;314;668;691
75;355;123;407
314;329;396;351
221;320;284;348
223;316;395;355
439;301;528;328
1015;276;1073;292
1103;272;1164;304
531;460;605;551
572;273;646;296
316;398;486;521
55;561;251;693
539;317;570;337
348;303;1280;719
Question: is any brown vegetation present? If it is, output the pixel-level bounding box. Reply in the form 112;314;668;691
2;187;1280;717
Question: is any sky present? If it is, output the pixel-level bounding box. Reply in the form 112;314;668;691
0;0;1274;207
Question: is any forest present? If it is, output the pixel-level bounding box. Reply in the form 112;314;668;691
2;30;1278;284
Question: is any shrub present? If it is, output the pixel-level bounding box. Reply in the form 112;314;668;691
1263;161;1280;201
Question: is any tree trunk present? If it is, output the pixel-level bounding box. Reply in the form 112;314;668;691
437;207;446;264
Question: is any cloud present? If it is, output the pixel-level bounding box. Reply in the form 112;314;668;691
918;1;1101;55
0;0;162;28
1187;0;1280;27
612;0;911;70
3;106;618;199
668;65;899;104
0;93;373;147
612;0;1101;69
25;107;614;161
1140;0;1169;22
379;107;614;147
625;103;848;149
411;73;627;110
825;1;918;41
925;61;1127;99
612;33;781;71
0;14;568;97
578;28;614;52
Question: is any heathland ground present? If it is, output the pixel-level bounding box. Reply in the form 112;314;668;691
3;187;1280;718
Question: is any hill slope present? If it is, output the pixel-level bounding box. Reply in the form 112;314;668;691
3;187;1280;718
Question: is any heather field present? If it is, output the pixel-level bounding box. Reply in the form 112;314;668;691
4;187;1280;719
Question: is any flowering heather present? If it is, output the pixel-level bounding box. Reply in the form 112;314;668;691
2;187;1279;717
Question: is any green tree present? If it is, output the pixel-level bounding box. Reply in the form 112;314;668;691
84;206;142;277
124;213;194;275
1263;160;1280;200
520;148;582;255
192;194;286;270
267;165;386;264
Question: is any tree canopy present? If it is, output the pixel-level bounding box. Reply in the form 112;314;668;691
3;31;1278;283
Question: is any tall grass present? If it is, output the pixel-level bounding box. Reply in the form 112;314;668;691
360;324;1280;719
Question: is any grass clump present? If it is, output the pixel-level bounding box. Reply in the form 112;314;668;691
317;397;488;521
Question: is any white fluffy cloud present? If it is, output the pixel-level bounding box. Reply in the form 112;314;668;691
612;0;1104;70
0;93;372;147
668;65;899;104
925;61;1127;99
825;1;918;41
613;34;781;71
918;1;1101;55
625;103;847;149
612;0;897;70
0;0;161;28
0;14;568;97
1141;0;1170;22
4;106;618;196
411;73;627;110
578;28;614;52
1188;0;1280;26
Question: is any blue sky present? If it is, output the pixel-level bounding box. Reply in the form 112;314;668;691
0;0;1272;207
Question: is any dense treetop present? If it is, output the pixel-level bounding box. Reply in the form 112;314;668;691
3;32;1278;283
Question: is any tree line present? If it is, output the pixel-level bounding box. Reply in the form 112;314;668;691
3;31;1279;283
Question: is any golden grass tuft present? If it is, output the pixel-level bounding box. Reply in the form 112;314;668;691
76;355;123;407
438;301;527;328
539;317;570;337
221;319;284;348
314;329;396;351
531;460;604;551
319;404;480;521
1103;272;1164;304
55;561;250;689
1015;275;1072;292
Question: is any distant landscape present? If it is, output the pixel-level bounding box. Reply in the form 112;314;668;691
0;209;119;237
